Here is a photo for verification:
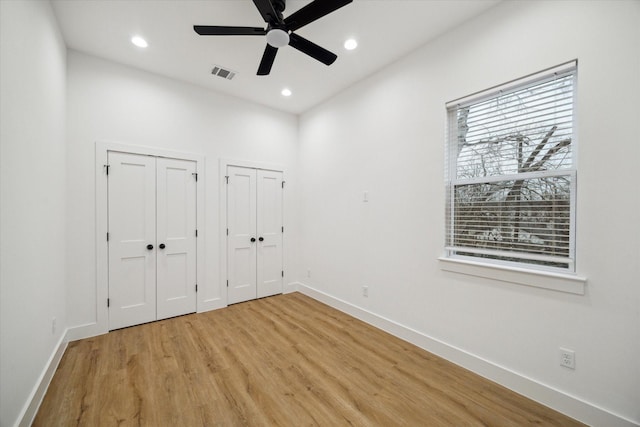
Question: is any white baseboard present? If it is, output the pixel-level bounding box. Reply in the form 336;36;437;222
284;281;300;294
65;321;105;342
16;329;69;427
297;283;638;427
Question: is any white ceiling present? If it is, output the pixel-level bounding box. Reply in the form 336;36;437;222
51;0;500;114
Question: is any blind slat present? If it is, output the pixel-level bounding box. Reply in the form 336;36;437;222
446;247;572;264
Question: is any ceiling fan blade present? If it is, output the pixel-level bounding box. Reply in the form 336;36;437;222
288;33;337;66
284;0;352;32
252;0;281;24
194;25;266;36
257;44;278;75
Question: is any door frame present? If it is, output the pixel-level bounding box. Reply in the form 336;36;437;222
92;141;205;337
219;158;286;306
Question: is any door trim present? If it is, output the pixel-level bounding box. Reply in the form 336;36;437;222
219;158;286;306
93;141;205;337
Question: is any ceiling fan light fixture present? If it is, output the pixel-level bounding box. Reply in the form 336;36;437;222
344;38;358;50
131;36;148;48
266;29;290;48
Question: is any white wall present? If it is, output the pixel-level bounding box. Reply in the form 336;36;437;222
0;1;67;426
65;52;299;332
298;1;640;425
3;1;638;425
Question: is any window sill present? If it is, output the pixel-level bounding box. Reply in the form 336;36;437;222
438;257;586;295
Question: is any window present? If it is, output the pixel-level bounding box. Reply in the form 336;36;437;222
445;62;577;273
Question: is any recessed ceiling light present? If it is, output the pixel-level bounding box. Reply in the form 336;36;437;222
281;88;292;97
344;38;358;50
131;36;148;48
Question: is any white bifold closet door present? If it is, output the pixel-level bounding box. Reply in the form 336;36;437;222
108;151;197;330
227;166;283;305
156;157;197;320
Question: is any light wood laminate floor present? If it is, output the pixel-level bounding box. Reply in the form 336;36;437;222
34;292;584;426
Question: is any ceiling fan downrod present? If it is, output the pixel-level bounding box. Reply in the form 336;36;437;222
265;0;288;47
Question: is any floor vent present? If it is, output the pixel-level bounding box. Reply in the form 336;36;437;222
211;66;236;80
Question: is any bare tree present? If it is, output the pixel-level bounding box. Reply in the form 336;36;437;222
453;126;572;266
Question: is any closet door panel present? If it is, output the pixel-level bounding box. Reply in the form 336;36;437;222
227;166;257;304
156;158;197;320
108;151;157;330
256;170;283;298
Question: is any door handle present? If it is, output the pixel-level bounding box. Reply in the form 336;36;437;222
159;243;166;249
250;237;256;242
258;237;264;242
146;244;154;250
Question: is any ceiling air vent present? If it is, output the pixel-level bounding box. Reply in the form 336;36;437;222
211;65;236;80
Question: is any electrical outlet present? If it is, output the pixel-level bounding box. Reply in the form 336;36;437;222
52;317;57;335
559;347;575;369
362;286;368;297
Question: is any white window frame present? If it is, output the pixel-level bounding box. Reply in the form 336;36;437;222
440;61;586;294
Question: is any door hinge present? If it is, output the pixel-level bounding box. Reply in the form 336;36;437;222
226;280;229;287
281;226;284;233
195;284;198;292
281;180;285;189
192;172;198;182
225;175;229;184
106;232;109;241
195;229;198;237
104;164;110;175
226;228;229;236
107;298;110;308
281;270;284;277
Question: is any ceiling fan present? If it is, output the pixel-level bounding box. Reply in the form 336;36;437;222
194;0;353;76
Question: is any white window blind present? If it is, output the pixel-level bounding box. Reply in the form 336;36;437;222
445;62;577;271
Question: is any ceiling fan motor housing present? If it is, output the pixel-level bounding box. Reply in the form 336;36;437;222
272;0;286;13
